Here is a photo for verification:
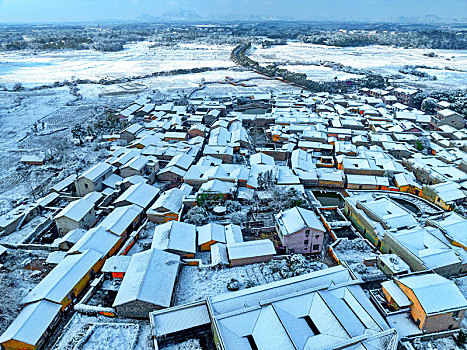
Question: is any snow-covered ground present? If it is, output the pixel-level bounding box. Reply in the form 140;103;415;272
0;249;50;335
51;314;152;350
0;41;235;87
250;42;467;90
174;256;327;305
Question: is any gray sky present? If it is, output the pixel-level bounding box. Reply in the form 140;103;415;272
1;0;466;23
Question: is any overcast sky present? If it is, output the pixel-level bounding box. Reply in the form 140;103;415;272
1;0;466;23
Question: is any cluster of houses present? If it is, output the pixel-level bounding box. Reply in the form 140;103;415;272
1;83;466;350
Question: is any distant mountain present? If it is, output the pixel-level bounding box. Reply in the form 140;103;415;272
136;9;204;23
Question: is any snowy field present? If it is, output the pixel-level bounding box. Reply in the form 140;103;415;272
51;314;152;350
250;42;467;90
174;256;327;305
0;41;235;87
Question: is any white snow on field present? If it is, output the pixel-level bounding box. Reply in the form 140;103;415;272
161;338;202;350
250;42;467;90
76;323;139;350
174;257;327;305
280;64;365;82
0;41;235;87
413;335;464;350
51;314;151;350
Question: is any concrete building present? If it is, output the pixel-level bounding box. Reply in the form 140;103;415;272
113;249;180;318
54;198;96;235
75;162;114;196
275;207;325;254
383;272;467;333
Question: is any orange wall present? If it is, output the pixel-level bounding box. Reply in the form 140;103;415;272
396;281;426;329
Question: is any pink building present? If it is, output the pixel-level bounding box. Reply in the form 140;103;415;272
275;207;325;254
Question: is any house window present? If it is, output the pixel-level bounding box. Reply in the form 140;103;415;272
304;239;309;245
312;244;320;251
453;310;460;318
305;229;310;236
84;183;88;189
315;235;320;239
416;319;421;327
448;324;453;330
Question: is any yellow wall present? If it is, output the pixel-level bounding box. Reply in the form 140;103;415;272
0;339;36;350
200;240;215;251
396;281;426;329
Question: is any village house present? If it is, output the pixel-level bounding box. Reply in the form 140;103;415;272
383;225;464;276
227;239;276;267
68;226;123;260
431;108;464;130
421;182;466;211
114;183;160;211
54;197;97;235
0;300;62;350
120;123;144;145
101;255;132;279
98;204;143;238
147;186;191;223
151;220;197;257
75;162;114;196
275;206;325;254
52;228;87;251
197;223;227;251
113;248;180;318
383;272;467;333
21;249;103;311
120;155;149;178
20;154;45;166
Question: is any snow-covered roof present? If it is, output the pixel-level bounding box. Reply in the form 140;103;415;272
166;153;195;171
227;239;275;260
212;270;395;350
98;205;143;236
346;174;389;187
114;183;160;209
55;197;94;222
79;162;113;182
36;192;60;208
381;280;411;308
199;179;235;194
102;255;132;274
430;182;465;203
150;301;211;338
113;248;180;308
276;207;325;236
430;212;467;248
22;249;102;305
82;191;103;205
211;243;230;266
50;174;77;192
390;225;461;270
397;272;467;315
197;223;227;246
360;198;418;229
250;152;275;166
121;155;148;172
102;173;123;189
0;300;62;346
149;188;187;214
151;221;197;254
121;123;144;135
225;224;244;245
69;226;121;257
